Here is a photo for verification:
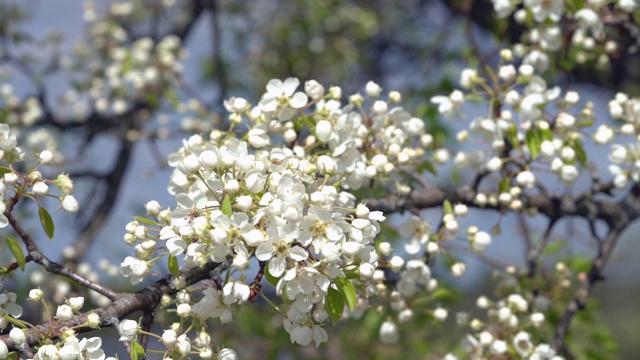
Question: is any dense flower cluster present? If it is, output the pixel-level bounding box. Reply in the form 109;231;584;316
120;78;447;348
1;0;639;358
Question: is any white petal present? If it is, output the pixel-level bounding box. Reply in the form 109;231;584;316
269;256;286;278
255;243;275;261
167;238;187;256
266;79;283;95
325;225;343;241
175;193;193;209
289;246;308;261
404;240;421;255
291;326;312;346
242;229;265;247
321;243;340;261
283;78;300;96
289;92;308;109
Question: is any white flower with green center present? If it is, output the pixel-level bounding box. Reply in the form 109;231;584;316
298;205;346;252
0;292;22;319
259;77;308;121
256;224;306;278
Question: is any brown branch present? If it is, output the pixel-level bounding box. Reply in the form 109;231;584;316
366;178;640;354
138;309;155;360
3;202;118;301
366;180;631;230
552;229;621;353
0;258;230;352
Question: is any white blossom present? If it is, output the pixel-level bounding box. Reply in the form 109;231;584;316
118;319;139;342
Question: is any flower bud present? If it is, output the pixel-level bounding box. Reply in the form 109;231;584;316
0;339;8;358
118;319;139;341
61;195;79;213
68;297;84;312
56;304;74;321
162;329;178;347
32;181;49;196
304;80;325;100
39;150;54;165
9;328;26;344
365;81;383;97
433;307;448;321
145;200;162;215
87;312;101;329
29;288;44;301
176;303;191;317
379;320;399;344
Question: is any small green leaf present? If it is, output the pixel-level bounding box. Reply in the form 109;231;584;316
326;288;344;325
417;161;437;175
165;88;180;108
443;199;453;215
498;178;510;193
168;255;180;278
574;141;587;166
430;287;459;302
38;206;54;239
333;276;356;311
5;237;25;272
344;269;359;279
221;195;232;217
0;167;11;175
526;129;540;159
540;128;553;141
130;340;145;360
134;216;160;227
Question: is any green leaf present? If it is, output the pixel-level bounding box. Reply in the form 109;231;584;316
544;240;568;255
168;255;180;278
134;216;160;227
5;237;25;272
130;341;145;360
165;88;180;108
344;269;359;279
417;161;437;175
442;199;453;215
573;141;587;166
326;288;344;325
526;129;540;159
430;287;459;302
3;316;27;329
0;167;11;175
38;206;54;239
498;177;510;193
333;276;356;311
540;128;553;141
221;195;232;217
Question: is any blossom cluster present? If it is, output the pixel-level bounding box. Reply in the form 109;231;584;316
0;289;111;360
432;49;602;216
442;264;574;360
491;0;637;74
119;78;446;349
65;3;185;118
0;123;80;229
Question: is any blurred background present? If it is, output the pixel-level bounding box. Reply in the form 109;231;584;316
1;0;639;358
